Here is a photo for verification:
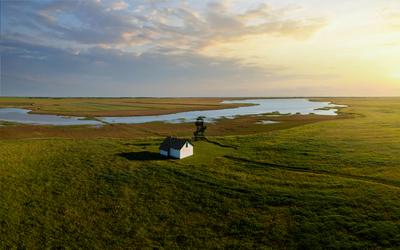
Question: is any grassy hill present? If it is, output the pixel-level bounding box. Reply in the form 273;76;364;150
0;98;399;249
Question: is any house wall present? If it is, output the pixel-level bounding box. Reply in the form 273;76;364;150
161;142;194;159
179;143;193;159
160;150;169;157
170;148;181;159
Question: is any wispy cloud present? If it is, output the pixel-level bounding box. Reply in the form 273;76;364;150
1;0;326;53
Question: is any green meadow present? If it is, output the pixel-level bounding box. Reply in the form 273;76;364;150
0;98;399;249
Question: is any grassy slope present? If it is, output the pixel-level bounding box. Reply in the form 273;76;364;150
0;98;399;249
0;97;247;117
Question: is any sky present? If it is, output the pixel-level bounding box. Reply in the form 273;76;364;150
0;0;399;97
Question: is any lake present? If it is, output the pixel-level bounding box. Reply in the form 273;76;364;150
0;99;345;126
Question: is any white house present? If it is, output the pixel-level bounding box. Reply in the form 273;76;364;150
159;137;193;159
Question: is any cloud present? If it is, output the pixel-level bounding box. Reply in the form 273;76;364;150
204;2;325;41
0;0;329;97
110;1;129;11
1;0;326;53
2;0;138;45
1;38;291;97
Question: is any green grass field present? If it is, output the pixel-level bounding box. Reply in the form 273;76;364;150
0;98;399;249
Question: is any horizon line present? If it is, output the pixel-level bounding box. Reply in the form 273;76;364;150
0;96;399;99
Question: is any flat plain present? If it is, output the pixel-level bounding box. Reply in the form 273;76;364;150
0;97;248;117
0;97;399;249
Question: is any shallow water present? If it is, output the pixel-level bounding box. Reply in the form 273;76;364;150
0;108;102;126
256;120;280;125
0;99;345;126
100;99;344;124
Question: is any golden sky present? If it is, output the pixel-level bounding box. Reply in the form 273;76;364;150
200;0;400;95
1;0;399;96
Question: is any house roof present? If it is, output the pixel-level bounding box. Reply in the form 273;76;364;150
159;137;192;151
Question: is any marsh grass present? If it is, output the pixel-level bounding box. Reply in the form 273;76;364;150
0;97;399;249
0;97;248;117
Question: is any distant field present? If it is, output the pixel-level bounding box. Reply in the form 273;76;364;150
1;97;399;249
0;97;248;117
0;112;343;139
0;97;348;139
